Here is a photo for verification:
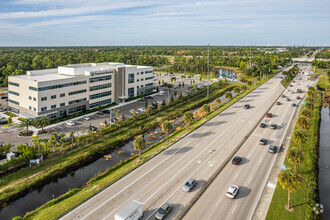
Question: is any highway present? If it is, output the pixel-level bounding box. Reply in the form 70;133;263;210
60;68;289;220
184;64;315;220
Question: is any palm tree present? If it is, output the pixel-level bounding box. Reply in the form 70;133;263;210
162;121;172;142
225;91;232;100
35;116;50;133
69;130;75;144
42;138;49;154
301;109;312;119
296;116;309;130
50;132;58;152
293;130;307;151
233;87;240;94
19;118;34;134
203;104;211;116
287;148;303;172
278;169;302;211
31;136;41;153
305;102;314;111
184;111;194;129
134;136;146;160
59;132;66;152
306;96;314;103
116;110;120;121
307;90;314;97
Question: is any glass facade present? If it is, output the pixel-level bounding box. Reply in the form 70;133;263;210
68;105;86;114
9;91;19;96
51;95;56;99
128;87;134;98
90;91;111;100
9;82;19;87
90;99;112;108
89;75;111;83
90;83;112;91
38;81;87;91
68;98;87;105
128;73;134;84
8;99;19;105
69;89;87;96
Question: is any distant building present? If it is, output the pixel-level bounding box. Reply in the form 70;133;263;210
8;62;153;119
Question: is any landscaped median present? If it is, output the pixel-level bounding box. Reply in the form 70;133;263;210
266;88;322;220
22;74;277;220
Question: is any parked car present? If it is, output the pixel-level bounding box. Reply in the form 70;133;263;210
286;98;290;101
243;104;250;109
232;156;241;165
268;145;277;154
259;138;267;145
276;102;281;105
155;203;172;220
111;118;117;122
266;113;272;118
270;124;277;130
183;178;197;192
82;116;91;120
146;96;154;99
138;108;146;112
281;95;285;98
260;123;266;128
102;109;110;114
130;109;135;114
226;185;239;198
90;126;98;132
66;121;75;126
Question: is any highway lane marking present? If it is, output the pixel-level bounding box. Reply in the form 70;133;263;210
248;176;253;184
259;158;263;163
215;198;223;207
231;204;237;214
234;172;239;178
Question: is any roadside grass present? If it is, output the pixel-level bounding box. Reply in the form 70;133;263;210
317;74;330;91
266;90;322;220
312;68;330;77
23;74;276;220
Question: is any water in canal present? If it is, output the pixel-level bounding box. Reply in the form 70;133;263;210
217;68;237;81
0;91;237;220
319;101;330;219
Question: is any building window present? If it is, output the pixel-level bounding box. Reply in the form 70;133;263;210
41;107;47;112
89;99;112;108
137;86;139;89
60;103;65;107
145;88;153;94
33;107;36;112
137;72;139;75
51;95;56;99
68;98;87;105
128;87;134;98
137;91;140;96
137;79;139;82
41;97;47;101
141;85;144;88
29;106;32;110
145;70;153;74
9;82;19;87
29;86;38;91
60;93;65;97
9;91;19;96
33;97;36;101
141;78;144;81
89;75;111;83
69;89;87;96
60;110;66;117
89;91;111;100
89;83;112;92
29;96;32;100
128;73;134;84
145;83;153;87
8;99;19;105
141;72;144;75
38;81;87;91
51;105;56;109
145;77;153;80
49;113;57;119
68;105;86;114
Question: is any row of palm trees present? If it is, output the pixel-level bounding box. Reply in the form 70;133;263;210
278;86;316;212
18;116;50;134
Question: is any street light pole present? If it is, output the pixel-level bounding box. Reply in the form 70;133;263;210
207;44;210;97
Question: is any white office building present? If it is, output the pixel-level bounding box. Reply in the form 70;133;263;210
8;62;153;119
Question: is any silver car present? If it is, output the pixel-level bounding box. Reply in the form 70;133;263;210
183;178;196;192
155;203;172;220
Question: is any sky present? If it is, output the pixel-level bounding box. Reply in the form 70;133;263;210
0;0;329;46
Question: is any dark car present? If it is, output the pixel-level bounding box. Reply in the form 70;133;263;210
276;102;281;105
260;123;266;128
146;96;154;99
268;145;277;154
281;95;285;98
232;156;241;165
90;126;98;132
259;138;267;145
139;97;147;101
243;104;250;109
266;113;272;118
155;203;172;220
102;109;110;114
291;103;297;107
270;124;277;130
286;98;290;101
111;118;117;122
296;96;301;99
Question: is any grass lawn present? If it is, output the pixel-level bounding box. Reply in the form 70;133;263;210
312;68;330;76
22;74;276;220
266;90;322;220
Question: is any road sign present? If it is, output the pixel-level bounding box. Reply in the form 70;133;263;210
301;101;305;105
282;164;286;171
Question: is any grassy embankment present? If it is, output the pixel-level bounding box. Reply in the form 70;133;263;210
22;75;276;220
266;87;322;220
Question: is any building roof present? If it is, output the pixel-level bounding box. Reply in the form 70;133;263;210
10;72;77;82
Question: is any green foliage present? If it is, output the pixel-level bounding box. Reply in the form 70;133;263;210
162;121;172;142
278;169;302;209
7;116;12;124
203;104;210;114
19;118;34;133
225;91;232;99
287;148;303;172
35;116;50;131
134;136;146;160
184;111;194;129
296;116;309;130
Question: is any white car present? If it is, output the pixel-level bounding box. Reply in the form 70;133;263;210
157;100;163;105
66;121;75;126
226;185;239;198
138;108;146;112
82;116;91;120
130;109;135;114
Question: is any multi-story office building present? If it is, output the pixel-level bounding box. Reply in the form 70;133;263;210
8;62;153;119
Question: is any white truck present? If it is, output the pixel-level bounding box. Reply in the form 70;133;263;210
115;200;143;220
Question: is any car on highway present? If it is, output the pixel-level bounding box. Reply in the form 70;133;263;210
226;185;239;199
66;121;75;126
296;96;301;99
155;203;172;220
183;178;197;192
260;123;266;128
266;113;272;118
259;138;267;145
232;156;241;165
243;104;250;109
270;124;276;130
268;145;277;154
291;103;297;107
281;95;285;98
286;98;290;101
82;116;91;120
276;102;281;105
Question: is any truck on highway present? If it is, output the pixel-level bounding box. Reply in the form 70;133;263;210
115;200;143;220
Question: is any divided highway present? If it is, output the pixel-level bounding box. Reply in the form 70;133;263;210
60;71;288;220
184;65;315;220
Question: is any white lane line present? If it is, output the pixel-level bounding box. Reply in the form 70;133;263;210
234;172;238;178
232;204;237;214
259;158;263;163
248;176;253;184
216;198;223;207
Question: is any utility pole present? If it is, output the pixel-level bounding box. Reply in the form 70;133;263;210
207;44;210;97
